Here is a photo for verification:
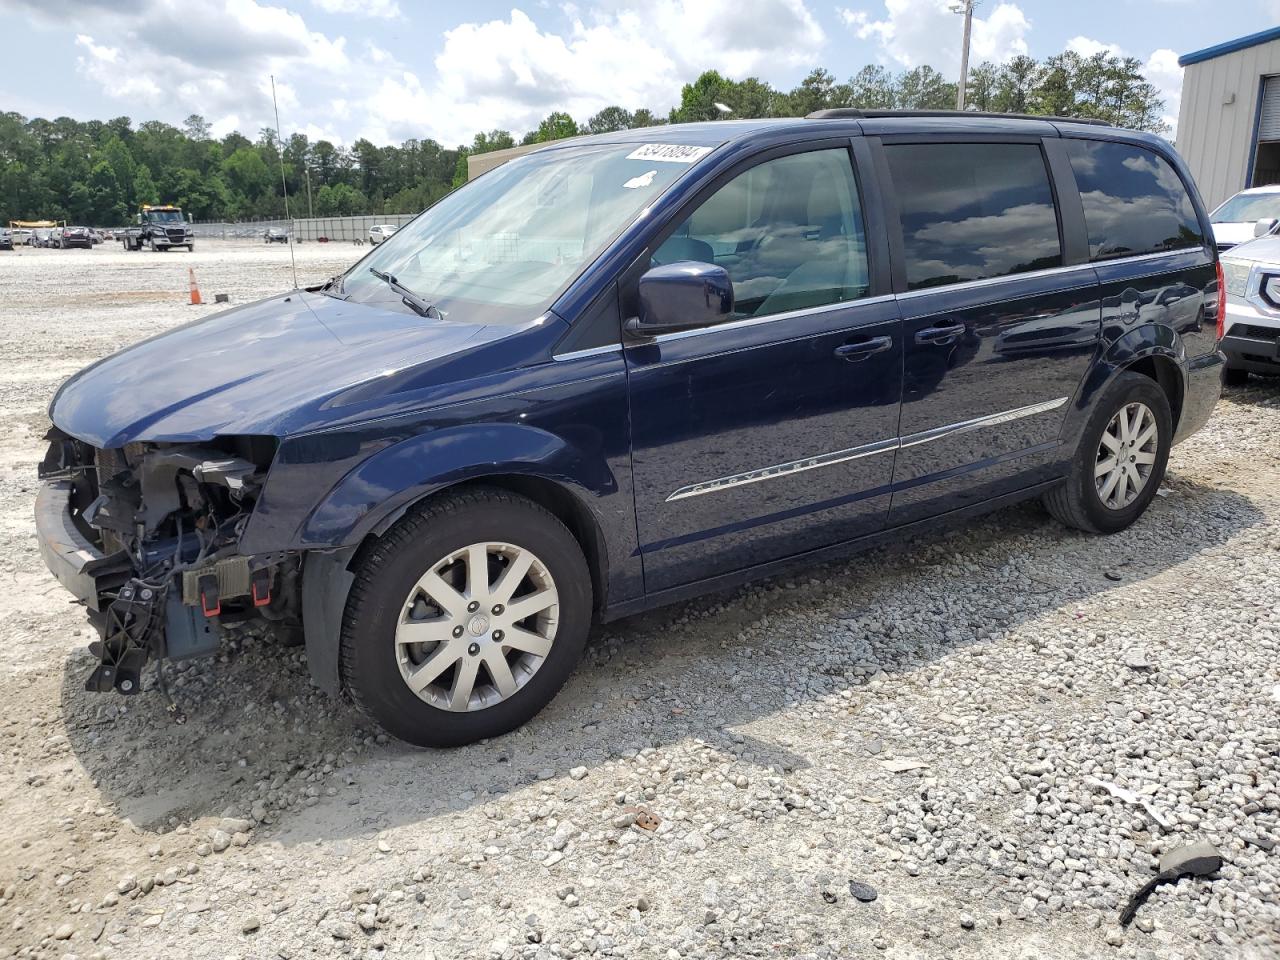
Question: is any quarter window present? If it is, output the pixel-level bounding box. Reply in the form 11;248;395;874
1065;139;1204;260
652;149;871;319
884;142;1063;291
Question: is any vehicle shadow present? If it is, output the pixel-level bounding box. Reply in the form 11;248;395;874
60;478;1263;846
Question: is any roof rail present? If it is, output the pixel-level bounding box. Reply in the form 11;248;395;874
806;108;1112;127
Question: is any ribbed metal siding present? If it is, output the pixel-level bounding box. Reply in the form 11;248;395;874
1259;75;1280;141
1176;36;1280;209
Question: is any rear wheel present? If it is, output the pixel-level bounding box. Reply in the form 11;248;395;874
1044;371;1171;534
340;488;592;748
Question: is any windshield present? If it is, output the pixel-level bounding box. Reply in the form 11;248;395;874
341;142;706;322
145;210;184;223
1212;192;1280;223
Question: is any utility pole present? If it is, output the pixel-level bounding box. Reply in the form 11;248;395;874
952;0;977;111
304;165;314;219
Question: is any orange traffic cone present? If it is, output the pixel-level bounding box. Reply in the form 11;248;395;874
188;267;203;306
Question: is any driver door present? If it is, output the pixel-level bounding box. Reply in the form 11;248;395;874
624;142;903;593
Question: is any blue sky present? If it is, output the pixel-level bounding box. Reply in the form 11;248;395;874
1;0;1277;147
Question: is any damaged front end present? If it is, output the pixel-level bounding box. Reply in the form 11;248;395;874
36;429;298;696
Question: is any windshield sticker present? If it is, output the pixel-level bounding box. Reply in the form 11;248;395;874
623;169;658;189
626;144;713;164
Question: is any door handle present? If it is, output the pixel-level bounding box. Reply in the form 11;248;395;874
834;335;893;361
915;323;966;345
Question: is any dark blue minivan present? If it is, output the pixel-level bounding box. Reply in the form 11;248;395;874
36;111;1224;746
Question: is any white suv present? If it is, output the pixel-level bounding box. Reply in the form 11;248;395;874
368;224;398;245
1220;235;1280;384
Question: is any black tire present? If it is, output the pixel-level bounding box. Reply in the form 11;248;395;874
1044;371;1172;534
1223;366;1248;387
186;244;195;252
340;487;592;748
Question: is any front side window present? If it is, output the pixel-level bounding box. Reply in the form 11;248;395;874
1065;139;1204;260
651;148;871;319
885;142;1063;291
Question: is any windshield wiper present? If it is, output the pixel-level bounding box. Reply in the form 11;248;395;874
368;268;439;318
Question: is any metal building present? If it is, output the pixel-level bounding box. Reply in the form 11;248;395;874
1177;26;1280;210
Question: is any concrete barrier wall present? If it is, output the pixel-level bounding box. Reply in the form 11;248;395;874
191;214;419;242
290;213;418;242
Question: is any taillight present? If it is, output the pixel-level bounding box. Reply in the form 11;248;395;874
1215;259;1226;341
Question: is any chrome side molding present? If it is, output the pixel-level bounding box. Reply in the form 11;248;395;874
665;396;1070;502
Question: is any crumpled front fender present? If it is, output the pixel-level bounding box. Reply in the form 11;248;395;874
292;421;617;549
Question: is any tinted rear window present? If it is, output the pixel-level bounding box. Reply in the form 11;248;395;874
885;142;1062;291
1065;139;1203;260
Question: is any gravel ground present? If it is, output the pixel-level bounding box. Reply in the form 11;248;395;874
0;240;1277;960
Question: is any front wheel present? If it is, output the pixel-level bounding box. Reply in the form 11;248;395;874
340;488;592;748
1044;371;1172;534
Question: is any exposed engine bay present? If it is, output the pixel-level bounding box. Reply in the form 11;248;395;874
38;428;299;697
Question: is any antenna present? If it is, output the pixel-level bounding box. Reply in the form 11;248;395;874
270;74;299;289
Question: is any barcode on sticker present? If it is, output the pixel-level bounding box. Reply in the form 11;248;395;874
626;144;713;164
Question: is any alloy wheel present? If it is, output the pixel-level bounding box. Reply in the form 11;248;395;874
394;542;559;712
1094;401;1158;510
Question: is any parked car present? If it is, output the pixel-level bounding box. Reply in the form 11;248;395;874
59;226;93;250
36;112;1224;748
90;229;104;244
1218;234;1280;384
1209;185;1280;251
368;224;397;244
0;229;12;251
264;227;290;243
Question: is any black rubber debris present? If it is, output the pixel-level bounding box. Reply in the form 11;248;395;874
1120;841;1222;927
848;880;878;903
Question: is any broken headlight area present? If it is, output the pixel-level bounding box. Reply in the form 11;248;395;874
40;429;300;696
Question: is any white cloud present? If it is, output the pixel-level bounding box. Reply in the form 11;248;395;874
358;1;826;146
846;0;1030;71
60;0;359;144
311;0;400;17
1065;35;1125;59
1143;48;1183;136
29;0;830;149
74;34;162;105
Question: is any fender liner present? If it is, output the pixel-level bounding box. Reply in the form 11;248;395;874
300;546;356;697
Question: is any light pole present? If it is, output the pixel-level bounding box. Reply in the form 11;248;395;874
951;0;977;111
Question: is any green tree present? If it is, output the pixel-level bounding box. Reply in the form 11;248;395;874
965;62;1000;112
529;111;579;144
992;55;1041;113
315;182;367;215
586;107;633;134
629;108;664;128
847;65;896;108
669;71;733;123
221;147;273;202
132;165;159;206
895;66;957;109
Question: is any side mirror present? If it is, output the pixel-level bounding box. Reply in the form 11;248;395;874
1254;217;1279;238
626;261;734;338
